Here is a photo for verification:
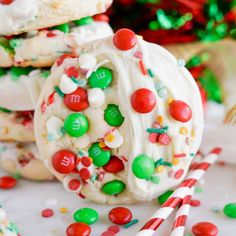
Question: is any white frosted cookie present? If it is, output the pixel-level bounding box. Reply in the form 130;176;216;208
0;208;18;236
0;67;49;111
0;17;113;67
0;0;112;36
34;29;203;204
0;142;53;181
0;110;34;142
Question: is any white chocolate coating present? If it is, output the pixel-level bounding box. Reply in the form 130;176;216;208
0;208;18;236
34;34;203;204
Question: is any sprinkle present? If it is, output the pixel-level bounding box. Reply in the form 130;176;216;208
147;128;167;134
156;165;164;173
161;161;173;167
155;158;163;167
180;127;188;135
139;60;147;75
191;128;196;137
99;142;106;148
105;133;115;142
148;68;155;78
134;51;143;59
177;58;186;67
41;101;47;113
41;208;54;218
54;86;64;97
70;76;80;84
174;153;187;158
101;231;115;236
168;97;174;104
211;206;220;213
195;186;203;193
59;207;69;214
172;159;180;166
124;219;139;228
77;192;85;199
190;199;201;207
107;225;120;233
156;115;164;125
47;92;55;105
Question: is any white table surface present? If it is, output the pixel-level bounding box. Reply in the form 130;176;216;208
1;102;236;236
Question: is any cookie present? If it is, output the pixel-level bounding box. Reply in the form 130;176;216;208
0;142;53;181
0;110;34;142
0;208;18;236
0;0;112;36
34;29;203;204
0;67;48;111
0;17;113;68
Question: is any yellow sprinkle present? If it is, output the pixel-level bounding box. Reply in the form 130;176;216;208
105;133;115;142
156;165;164;173
156;115;164;125
172;159;180;166
180;127;188;135
168;97;174;104
99;142;106;148
59;207;69;214
191;128;196;138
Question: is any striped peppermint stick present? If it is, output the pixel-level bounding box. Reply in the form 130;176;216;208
135;147;222;236
170;187;195;236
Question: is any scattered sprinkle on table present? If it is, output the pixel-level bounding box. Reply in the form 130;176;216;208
41;208;54;218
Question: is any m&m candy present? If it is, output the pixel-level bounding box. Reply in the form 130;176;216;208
108;207;132;225
113;28;137;51
64;88;89;112
103;156;124;173
223;202;236;218
52;150;76;174
88;143;110;167
102;180;126;195
52;23;70;33
73;208;99;225
88;67;113;89
64;113;89;137
0;176;17;189
132;154;155;179
169;100;192;122
0;0;14;5
192;222;218;236
131;88;156;114
66;222;91;236
74;16;94;26
104;104;124;127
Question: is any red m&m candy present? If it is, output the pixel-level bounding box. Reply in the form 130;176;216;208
131;88;156;113
0;176;17;189
0;0;14;4
169;100;192;122
108;207;132;225
113;28;137;51
65;66;79;78
52;150;76;174
103;156;124;173
66;222;91;236
192;222;218;236
64;88;89;112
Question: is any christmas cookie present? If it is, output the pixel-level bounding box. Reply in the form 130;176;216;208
0;208;18;236
0;142;53;181
0;110;34;142
0;0;112;36
34;29;203;204
0;67;48;111
0;16;113;67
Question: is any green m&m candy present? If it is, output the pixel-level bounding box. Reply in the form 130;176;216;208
132;154;155;179
73;208;99;225
223;203;236;218
88;142;110;167
104;104;124;127
52;23;70;33
64;113;89;137
74;16;94;26
102;180;126;195
88;67;113;89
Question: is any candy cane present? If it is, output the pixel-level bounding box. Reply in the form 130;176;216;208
170;187;194;236
135;147;222;236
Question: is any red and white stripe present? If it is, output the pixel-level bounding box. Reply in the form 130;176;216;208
135;147;221;236
170;187;194;236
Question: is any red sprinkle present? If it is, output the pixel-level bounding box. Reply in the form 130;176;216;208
66;222;91;236
46;31;57;38
41;208;54;218
93;14;109;22
158;133;171;146
68;179;81;191
174;169;184;179
107;225;120;233
192;222;218;236
41;100;47;113
47;92;55;105
190;199;201;207
65;66;79;78
108;207;132;225
139;60;147;75
0;176;17;189
56;54;76;67
174;153;187;158
101;231;115;236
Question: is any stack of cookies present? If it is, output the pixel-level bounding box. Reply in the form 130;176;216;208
0;0;113;181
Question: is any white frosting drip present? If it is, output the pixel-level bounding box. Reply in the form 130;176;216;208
0;209;17;236
0;0;38;36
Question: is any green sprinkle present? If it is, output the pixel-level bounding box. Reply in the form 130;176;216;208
157;190;174;204
161;161;173;167
147;128;167;134
41;70;50;78
9;38;23;49
124;219;139;228
52;23;70;33
0;107;12;113
148;68;155;78
149;175;160;184
74;16;94;26
195;186;203;193
70;76;79;84
11;172;22;180
54;86;65;97
155;158;163;167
